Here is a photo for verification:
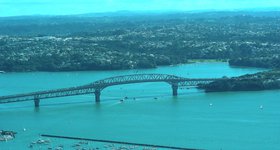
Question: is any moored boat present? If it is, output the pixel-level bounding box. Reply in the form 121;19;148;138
0;130;17;141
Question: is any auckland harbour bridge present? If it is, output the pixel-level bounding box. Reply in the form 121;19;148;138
0;74;223;107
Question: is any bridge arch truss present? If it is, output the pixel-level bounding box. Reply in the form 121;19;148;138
0;74;218;107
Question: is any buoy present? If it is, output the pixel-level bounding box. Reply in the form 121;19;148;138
260;105;263;109
23;128;26;131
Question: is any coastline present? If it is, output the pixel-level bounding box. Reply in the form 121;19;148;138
199;70;280;92
0;60;228;73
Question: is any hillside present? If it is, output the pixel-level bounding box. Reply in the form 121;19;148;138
0;11;280;71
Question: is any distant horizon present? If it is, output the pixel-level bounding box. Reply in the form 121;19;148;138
1;7;280;18
1;0;280;17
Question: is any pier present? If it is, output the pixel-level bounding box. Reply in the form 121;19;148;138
41;134;200;150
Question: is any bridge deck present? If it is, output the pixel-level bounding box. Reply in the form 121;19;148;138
0;74;219;105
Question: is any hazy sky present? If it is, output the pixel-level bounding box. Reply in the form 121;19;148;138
1;0;280;16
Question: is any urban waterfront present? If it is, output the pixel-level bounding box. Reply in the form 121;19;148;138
1;62;280;150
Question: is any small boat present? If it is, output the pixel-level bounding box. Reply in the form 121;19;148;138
0;130;17;137
28;144;33;148
0;135;14;141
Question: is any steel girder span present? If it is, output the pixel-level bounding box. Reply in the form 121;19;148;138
0;74;217;107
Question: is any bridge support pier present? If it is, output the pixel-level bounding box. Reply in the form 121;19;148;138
34;97;40;107
172;83;178;96
95;90;101;103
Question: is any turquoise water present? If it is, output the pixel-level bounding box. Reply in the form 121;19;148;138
0;62;279;150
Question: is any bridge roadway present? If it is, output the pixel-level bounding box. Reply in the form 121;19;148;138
0;74;219;107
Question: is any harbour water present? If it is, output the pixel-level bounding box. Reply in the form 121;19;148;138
0;62;279;150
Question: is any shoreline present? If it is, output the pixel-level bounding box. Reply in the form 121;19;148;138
199;70;280;92
0;60;230;73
